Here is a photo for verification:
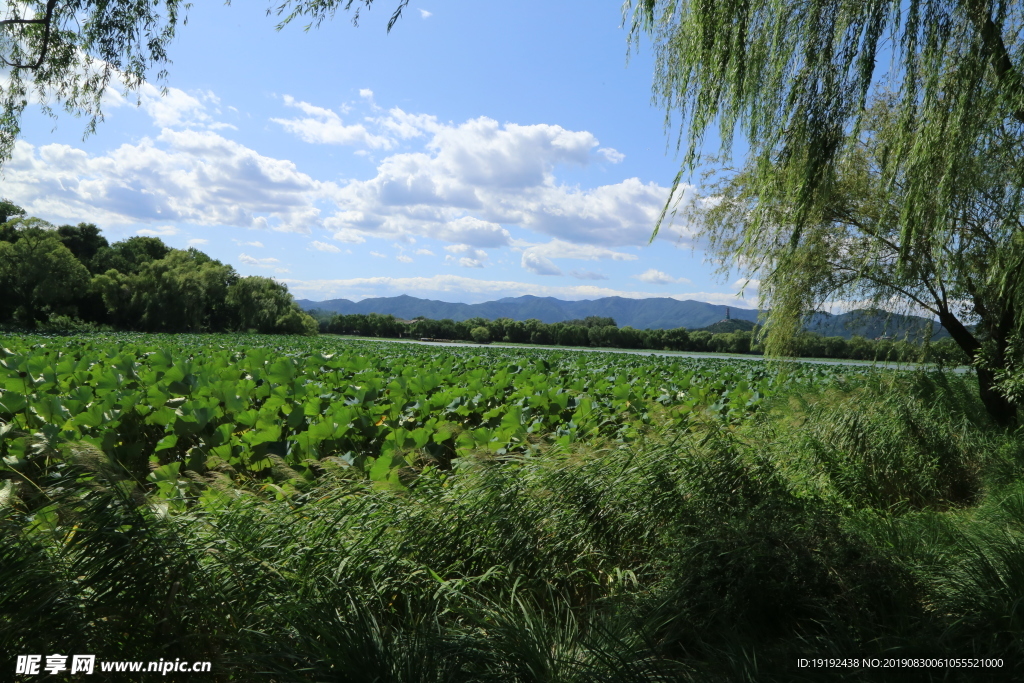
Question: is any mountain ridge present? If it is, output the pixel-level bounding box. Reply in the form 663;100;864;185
297;294;761;331
297;294;948;340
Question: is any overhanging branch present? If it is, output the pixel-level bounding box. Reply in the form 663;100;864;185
0;0;60;69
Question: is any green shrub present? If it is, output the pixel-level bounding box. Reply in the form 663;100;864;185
792;373;988;510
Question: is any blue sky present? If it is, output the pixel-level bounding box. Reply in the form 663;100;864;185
6;0;759;307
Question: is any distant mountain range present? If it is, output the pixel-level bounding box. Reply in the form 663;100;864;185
298;294;760;330
297;294;949;340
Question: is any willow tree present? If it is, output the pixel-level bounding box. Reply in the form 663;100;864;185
627;0;1024;424
699;99;1024;422
0;0;410;163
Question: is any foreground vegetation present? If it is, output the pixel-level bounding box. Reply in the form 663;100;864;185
2;335;1023;681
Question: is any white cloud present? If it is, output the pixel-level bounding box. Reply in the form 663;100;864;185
239;253;281;267
331;227;368;244
430;216;511;247
419;9;432;18
375;108;442;140
4;130;328;232
518;239;636;276
370;251;387;258
311;240;341;253
234;239;265;248
138;85;208;128
5;91;692;267
272;95;393;148
359;89;381;112
137;226;178;236
445;244;488;268
415;248;435;256
102;77;235;131
397;254;413;263
521;251;562;276
598;147;625;163
323;112;681;248
634;268;691;285
733;277;760;295
569;269;608;281
522;178;684;246
136;84;224;130
427;117;599;188
187;238;208;246
521;239;637;262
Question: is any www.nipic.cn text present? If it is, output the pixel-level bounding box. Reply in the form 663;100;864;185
16;655;212;676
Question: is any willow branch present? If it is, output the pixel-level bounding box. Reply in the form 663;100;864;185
0;0;60;69
968;1;1024;124
831;264;940;315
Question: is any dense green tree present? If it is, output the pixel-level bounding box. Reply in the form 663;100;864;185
588;325;620;348
928;337;972;368
52;223;113;322
91;236;172;275
0;216;54;243
501;319;528;343
271;305;320;336
0;199;25;225
688;330;712;353
564;316;617;329
795;334;826;360
662;327;690;351
94;249;237;332
56;223;108;263
847;336;874;361
226;276;317;335
0;226;91;326
0;216;314;334
617;326;645;349
822;336;849;359
559;324;590;347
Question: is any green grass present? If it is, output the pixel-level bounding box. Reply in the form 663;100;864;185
2;345;1022;681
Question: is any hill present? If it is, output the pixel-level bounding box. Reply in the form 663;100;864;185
698;319;759;334
298;294;949;340
805;309;949;341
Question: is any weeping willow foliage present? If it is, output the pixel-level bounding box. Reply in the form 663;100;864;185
691;99;1024;421
626;0;1024;422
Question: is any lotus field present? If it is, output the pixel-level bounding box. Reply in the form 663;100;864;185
0;335;854;497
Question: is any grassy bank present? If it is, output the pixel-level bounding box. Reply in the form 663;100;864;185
3;368;1023;681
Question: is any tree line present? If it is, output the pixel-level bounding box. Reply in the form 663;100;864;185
0;201;317;335
314;311;968;365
